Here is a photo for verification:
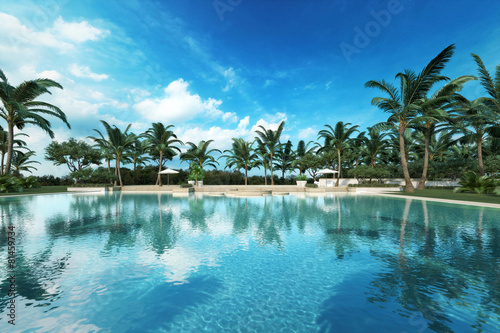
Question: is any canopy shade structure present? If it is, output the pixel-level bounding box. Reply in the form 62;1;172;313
317;168;338;178
158;168;179;185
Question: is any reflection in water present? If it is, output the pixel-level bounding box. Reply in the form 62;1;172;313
0;193;499;332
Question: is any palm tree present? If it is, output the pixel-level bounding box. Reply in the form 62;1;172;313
88;120;135;187
129;137;151;184
293;140;315;174
221;138;258;185
365;44;455;192
318;121;359;186
455;97;491;176
471;54;500;125
274;140;295;182
142;123;182;186
11;150;40;175
0;69;70;174
360;127;389;167
180;140;221;169
413;75;476;189
255;143;270;185
0;127;29;175
255;121;285;185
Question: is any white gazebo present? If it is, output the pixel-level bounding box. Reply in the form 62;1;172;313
317;168;338;187
158;168;179;185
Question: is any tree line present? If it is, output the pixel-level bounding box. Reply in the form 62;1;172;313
1;44;499;192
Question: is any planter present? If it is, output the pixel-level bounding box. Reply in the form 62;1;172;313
296;181;307;187
188;181;196;185
197;180;203;187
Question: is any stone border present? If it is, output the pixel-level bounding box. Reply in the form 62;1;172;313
369;192;500;209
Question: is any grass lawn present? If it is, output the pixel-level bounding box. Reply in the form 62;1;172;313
0;186;68;197
392;188;500;205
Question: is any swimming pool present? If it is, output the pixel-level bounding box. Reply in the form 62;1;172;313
1;192;499;332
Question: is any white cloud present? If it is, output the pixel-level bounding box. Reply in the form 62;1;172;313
264;79;276;88
133;79;234;123
51;17;109;43
298;127;317;140
69;64;109;81
222;67;237;92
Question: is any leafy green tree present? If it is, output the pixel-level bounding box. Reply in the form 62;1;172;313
128;137;151;183
318;121;359;186
44;138;102;175
142;123;182;186
365;44;455;192
360;127;388;167
255;121;285;185
299;152;323;181
255;143;270;185
221;138;258;185
274;140;295;182
294;140;315;174
180;140;221;170
0;69;70;174
88;120;136;187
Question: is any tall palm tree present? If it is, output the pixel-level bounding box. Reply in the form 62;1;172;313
88;120;135;187
0;69;70;174
274;140;295;182
414;75;476;189
318;121;359;186
455;97;491;176
180;140;221;169
255;121;285;185
471;54;500;125
142;123;182;186
360;127;389;167
221;138;258;185
365;44;455;192
129;137;151;184
255;143;270;185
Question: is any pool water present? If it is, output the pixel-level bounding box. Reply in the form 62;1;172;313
1;192;499;332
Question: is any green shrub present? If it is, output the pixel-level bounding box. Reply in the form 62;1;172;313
180;183;193;188
305;183;318;188
296;174;308;181
0;175;23;193
347;183;400;187
19;176;41;189
454;171;498;194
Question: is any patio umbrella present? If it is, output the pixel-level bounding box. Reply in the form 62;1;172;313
317;168;338;178
158;168;179;185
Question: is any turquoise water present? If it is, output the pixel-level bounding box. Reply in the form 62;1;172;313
0;192;499;332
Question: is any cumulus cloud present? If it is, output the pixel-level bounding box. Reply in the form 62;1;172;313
51;17;109;43
133;79;236;123
69;64;109;81
298;127;317;140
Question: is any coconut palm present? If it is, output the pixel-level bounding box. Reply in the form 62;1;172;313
293;140;315;174
365;44;455;192
142;123;182;186
274;140;295;182
0;69;70;174
128;137;151;184
180;140;221;170
255;143;270;185
221;138;258;185
360;127;389;167
88;120;135;187
471;54;500;125
413;75;476;189
254;121;285;185
318;121;359;186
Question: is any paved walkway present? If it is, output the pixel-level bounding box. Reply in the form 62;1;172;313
371;192;500;209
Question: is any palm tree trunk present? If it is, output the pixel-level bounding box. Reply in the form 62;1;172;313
264;166;268;185
336;149;341;187
4;122;14;174
245;167;248;185
417;132;430;190
1;152;5;175
116;158;123;187
477;138;484;176
157;152;163;186
270;154;274;185
399;127;414;192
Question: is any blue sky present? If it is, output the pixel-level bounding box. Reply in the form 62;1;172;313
1;0;499;176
